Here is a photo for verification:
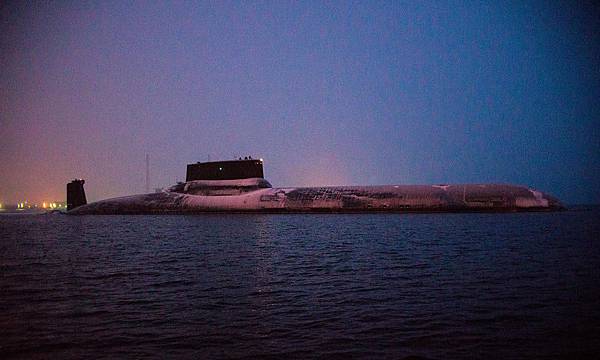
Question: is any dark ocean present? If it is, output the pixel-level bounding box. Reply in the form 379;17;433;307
1;209;599;359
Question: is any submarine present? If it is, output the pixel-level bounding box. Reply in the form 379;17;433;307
66;158;563;214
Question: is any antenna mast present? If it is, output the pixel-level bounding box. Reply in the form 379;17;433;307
145;154;150;193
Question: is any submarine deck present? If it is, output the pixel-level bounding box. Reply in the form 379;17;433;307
68;183;563;215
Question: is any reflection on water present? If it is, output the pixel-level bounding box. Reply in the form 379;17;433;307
1;210;599;359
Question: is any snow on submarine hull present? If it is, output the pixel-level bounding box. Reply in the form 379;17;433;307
66;159;564;214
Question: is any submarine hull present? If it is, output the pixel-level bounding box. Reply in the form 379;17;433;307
67;183;563;215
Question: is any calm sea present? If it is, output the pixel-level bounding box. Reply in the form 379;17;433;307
1;209;599;359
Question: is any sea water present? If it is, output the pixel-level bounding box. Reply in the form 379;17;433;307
1;209;599;359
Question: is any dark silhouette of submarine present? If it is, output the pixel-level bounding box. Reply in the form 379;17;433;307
67;158;563;214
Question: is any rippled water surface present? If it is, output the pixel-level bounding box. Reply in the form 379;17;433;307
1;210;599;359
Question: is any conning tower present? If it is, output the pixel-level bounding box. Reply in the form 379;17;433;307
186;158;264;181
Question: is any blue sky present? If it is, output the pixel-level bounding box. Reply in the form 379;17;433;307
1;1;598;204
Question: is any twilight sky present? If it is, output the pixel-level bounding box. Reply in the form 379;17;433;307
1;1;599;204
